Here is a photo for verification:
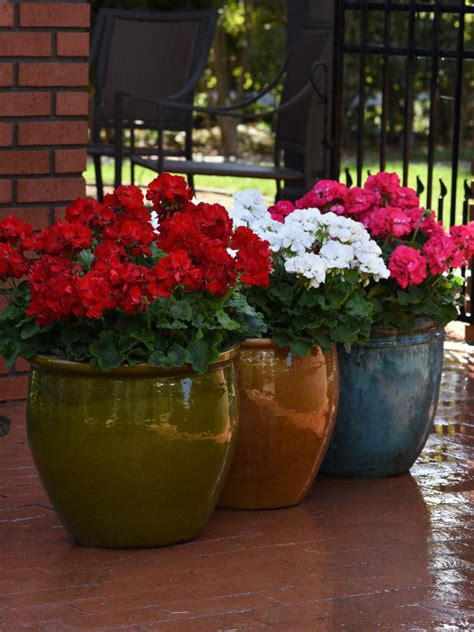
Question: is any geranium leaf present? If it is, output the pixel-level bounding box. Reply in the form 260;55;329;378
216;310;240;331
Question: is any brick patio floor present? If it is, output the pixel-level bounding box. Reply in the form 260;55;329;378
0;344;473;631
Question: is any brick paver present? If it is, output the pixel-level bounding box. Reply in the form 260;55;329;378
0;344;472;631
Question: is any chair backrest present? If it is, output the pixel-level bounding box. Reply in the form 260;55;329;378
90;9;217;138
276;26;331;198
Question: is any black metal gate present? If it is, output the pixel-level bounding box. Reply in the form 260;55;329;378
331;0;474;323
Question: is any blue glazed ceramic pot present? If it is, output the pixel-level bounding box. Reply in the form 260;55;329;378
321;321;445;477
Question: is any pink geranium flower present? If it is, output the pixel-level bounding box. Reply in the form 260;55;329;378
422;232;457;275
296;180;348;211
450;223;474;259
364;206;412;239
345;187;377;216
388;245;427;289
268;200;295;223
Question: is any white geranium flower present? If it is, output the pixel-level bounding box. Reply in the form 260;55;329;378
319;241;354;269
229;189;388;287
232;189;268;227
234;188;266;211
284;253;327;288
150;210;159;231
326;217;367;243
353;248;390;280
285;208;322;231
274;223;315;255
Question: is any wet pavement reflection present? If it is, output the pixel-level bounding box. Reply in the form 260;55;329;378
0;344;472;631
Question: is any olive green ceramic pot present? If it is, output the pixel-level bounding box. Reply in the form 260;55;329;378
27;350;239;548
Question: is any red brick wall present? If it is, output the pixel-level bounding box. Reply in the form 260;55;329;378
0;1;90;401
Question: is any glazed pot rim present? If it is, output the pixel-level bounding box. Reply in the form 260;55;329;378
369;318;442;340
241;338;274;349
241;338;335;355
29;347;239;378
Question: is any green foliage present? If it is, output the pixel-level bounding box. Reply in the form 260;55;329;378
245;266;374;356
367;274;464;333
0;285;266;373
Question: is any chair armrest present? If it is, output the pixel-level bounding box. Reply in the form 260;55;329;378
113;60;328;185
115;60;327;120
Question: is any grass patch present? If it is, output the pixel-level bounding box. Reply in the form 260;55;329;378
84;158;471;224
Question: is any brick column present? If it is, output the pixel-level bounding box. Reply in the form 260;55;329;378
0;0;90;401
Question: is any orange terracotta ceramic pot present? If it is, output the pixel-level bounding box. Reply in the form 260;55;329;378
218;339;339;509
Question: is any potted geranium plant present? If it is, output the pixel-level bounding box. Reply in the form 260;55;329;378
280;173;473;477
215;189;388;509
0;175;271;547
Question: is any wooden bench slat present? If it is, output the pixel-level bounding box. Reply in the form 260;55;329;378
133;157;303;181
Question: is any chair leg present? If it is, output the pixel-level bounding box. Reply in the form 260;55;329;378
187;173;195;190
93;155;104;202
275;178;282;202
184;128;195;190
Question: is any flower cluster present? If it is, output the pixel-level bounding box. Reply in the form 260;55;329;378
231;190;387;353
0;176;271;371
233;189;389;288
268;172;474;331
287;173;474;290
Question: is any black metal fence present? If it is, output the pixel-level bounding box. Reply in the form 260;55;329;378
332;0;474;324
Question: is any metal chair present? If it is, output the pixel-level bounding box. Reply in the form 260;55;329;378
88;8;217;201
116;25;330;201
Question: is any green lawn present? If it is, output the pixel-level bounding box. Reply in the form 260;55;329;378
84;158;471;224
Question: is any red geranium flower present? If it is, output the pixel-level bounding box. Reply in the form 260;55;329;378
0;215;33;246
194;202;234;241
231;226;272;287
0;242;30;279
31;221;92;255
114;185;144;210
27;256;83;325
150;250;203;295
146;173;194;217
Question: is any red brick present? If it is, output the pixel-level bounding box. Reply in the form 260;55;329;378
19;3;90;28
0;93;50;117
19;63;88;87
0;375;28;401
15;358;30;373
57;32;89;57
0;33;51;57
54;206;67;221
55;148;87;174
56;91;88;116
0;64;13;87
18;120;88;146
17;176;85;203
0;150;50;175
0;4;14;28
0;123;13;147
0;207;49;230
0;358;10;376
0;180;12;203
